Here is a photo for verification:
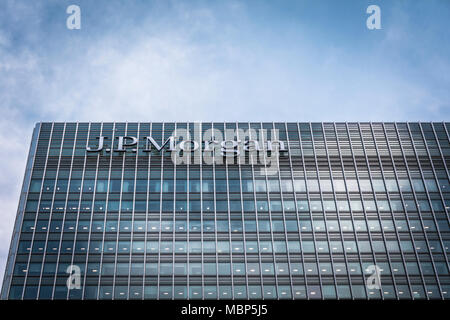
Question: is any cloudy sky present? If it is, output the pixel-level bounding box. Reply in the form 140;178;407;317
0;0;449;285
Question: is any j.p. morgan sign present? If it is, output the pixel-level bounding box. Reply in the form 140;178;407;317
86;135;287;156
87;128;286;168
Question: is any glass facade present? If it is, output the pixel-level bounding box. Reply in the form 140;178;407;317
1;122;450;300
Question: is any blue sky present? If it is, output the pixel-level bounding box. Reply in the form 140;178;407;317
0;0;449;285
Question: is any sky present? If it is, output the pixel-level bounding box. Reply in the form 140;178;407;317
0;0;449;286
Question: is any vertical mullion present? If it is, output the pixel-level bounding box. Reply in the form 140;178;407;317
157;123;164;299
96;122;116;299
237;122;249;300
285;122;308;299
211;123;220;298
172;123;177;300
22;122;54;300
197;123;203;299
185;123;190;299
142;122;152;299
223;123;234;299
67;123;90;299
272;122;294;299
82;122;102;299
248;123;265;300
297;122;323;298
111;122;127;299
66;123;88;300
322;123;349;299
128;123;140;299
259;123;280;299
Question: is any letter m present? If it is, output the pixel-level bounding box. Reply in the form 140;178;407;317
225;305;236;314
144;136;175;152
